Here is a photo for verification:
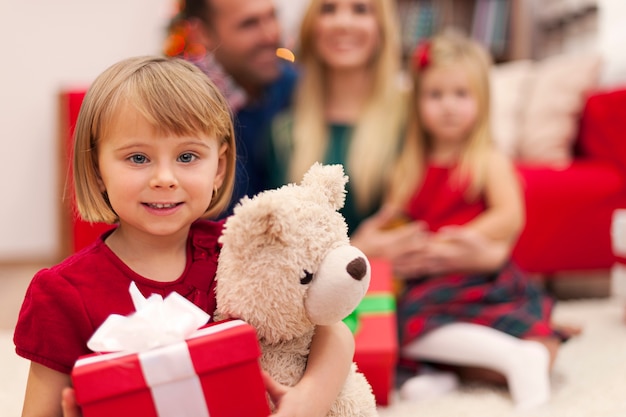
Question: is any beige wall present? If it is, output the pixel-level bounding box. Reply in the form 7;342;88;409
0;0;172;263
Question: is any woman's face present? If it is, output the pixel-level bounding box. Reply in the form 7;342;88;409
312;0;381;72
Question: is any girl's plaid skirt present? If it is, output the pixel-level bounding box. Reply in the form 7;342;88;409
397;262;566;348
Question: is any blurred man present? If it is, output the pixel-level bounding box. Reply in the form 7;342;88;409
180;0;297;212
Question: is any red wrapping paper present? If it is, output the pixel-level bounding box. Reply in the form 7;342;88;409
72;319;270;417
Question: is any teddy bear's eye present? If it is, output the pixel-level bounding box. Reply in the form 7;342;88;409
300;270;313;285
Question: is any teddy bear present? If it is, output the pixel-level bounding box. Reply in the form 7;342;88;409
215;163;378;416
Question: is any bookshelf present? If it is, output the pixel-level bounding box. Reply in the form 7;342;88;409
533;0;598;59
396;0;597;63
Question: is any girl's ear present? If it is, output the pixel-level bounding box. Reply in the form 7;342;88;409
213;142;228;190
96;169;106;193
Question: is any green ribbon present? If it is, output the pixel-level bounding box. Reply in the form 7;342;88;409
343;293;396;334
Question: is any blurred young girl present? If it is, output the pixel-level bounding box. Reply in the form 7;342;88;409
267;0;427;255
14;56;355;417
387;31;570;410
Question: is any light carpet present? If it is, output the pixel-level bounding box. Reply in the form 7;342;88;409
379;297;626;417
1;297;625;417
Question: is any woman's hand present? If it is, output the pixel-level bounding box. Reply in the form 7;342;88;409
351;206;430;260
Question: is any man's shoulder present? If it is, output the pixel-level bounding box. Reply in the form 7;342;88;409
277;61;298;83
269;62;298;97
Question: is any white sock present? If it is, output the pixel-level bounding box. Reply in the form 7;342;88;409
399;369;460;402
401;322;550;410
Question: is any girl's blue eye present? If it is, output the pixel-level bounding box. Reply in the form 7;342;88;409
178;153;196;163
130;154;147;164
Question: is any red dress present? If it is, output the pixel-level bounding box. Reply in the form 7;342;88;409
13;220;223;374
397;165;563;348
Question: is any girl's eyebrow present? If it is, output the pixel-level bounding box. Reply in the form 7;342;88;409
177;140;212;149
111;139;212;152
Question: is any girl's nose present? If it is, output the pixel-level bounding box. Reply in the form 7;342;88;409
150;163;178;189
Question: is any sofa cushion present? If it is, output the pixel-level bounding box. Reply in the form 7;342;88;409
490;60;533;158
578;88;626;174
516;52;601;166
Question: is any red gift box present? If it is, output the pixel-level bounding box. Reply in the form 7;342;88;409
353;259;398;406
72;319;270;417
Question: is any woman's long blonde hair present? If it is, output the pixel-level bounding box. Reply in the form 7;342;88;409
389;30;493;209
288;0;407;212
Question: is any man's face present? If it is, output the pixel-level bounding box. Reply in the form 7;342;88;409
206;0;282;93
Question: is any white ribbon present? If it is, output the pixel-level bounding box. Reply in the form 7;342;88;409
83;283;216;416
87;283;210;353
140;341;210;417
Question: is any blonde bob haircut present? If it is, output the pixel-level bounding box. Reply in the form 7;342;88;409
290;0;406;212
73;55;236;223
390;30;493;209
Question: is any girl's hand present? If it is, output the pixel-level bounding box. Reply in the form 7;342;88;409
61;388;82;417
431;226;509;273
263;371;320;417
392;226;509;277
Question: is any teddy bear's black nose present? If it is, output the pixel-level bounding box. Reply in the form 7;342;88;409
346;257;367;281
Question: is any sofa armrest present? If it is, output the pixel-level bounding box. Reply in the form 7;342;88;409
578;87;626;174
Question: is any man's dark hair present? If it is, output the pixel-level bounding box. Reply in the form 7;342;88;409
180;0;213;25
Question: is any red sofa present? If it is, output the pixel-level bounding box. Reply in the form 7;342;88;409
512;87;626;275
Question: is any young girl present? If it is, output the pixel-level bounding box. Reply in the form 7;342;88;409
14;56;355;417
386;31;571;410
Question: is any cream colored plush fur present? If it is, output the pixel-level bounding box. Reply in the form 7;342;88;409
216;163;378;416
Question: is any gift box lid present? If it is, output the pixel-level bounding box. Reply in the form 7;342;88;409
72;319;261;405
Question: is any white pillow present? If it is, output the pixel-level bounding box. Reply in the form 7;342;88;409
490;60;534;158
517;52;601;166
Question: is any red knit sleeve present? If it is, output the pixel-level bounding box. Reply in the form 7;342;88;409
14;268;95;374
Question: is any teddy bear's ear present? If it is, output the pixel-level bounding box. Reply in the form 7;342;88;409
301;163;348;211
230;197;286;244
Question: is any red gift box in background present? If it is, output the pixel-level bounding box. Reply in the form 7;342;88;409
72;319;269;417
353;259;398;406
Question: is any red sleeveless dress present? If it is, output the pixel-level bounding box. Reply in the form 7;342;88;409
397;165;563;348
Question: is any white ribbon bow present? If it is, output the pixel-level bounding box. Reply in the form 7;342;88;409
87;282;211;353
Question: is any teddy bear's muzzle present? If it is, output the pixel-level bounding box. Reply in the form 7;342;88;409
304;245;371;325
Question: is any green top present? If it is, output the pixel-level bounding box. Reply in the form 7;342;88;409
267;117;380;235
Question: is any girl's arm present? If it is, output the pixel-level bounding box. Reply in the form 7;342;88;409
265;322;354;417
392;151;524;277
22;362;72;417
465;149;525;245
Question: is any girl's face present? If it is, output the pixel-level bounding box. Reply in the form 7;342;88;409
97;105;226;240
312;0;380;71
418;65;479;146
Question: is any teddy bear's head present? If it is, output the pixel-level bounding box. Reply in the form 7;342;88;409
216;163;371;345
